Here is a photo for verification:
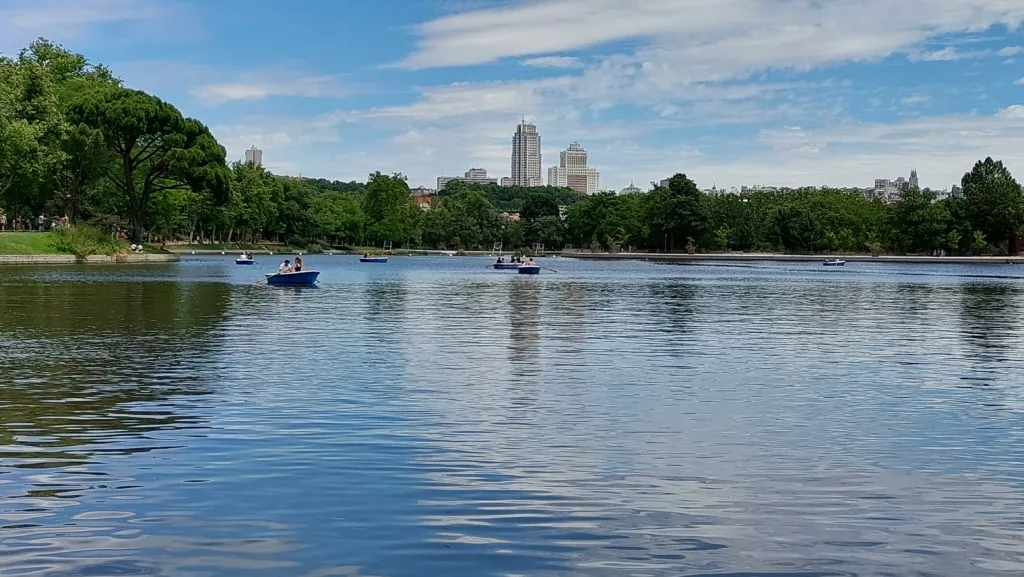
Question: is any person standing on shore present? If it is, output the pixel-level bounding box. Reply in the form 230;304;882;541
0;211;6;232
37;214;45;231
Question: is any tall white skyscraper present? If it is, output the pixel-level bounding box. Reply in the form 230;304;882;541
245;145;263;167
547;142;600;194
511;121;542;187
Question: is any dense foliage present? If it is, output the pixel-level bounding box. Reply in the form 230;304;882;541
2;40;1023;254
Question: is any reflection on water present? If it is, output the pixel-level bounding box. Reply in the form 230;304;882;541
2;257;1024;576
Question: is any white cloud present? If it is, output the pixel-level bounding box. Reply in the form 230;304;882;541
189;75;349;105
900;95;932;105
521;56;581;68
998;45;1023;56
399;0;1024;70
1015;77;1024;85
0;0;182;53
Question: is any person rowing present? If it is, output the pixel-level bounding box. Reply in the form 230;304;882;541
278;259;292;273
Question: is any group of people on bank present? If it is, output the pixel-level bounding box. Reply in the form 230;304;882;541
0;210;71;232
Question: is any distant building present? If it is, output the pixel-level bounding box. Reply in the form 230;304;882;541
245;145;263;167
413;196;433;210
909;169;919;190
437;168;498;191
951;184;963;198
620;180;643;195
500;177;514;187
410;186;436;197
511;121;543;187
547;142;600;194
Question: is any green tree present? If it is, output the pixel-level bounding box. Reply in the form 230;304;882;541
889;187;949;253
67;87;230;243
961;157;1024;250
363;172;412;245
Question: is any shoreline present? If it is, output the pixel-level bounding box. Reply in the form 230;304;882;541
562;252;1023;265
0;253;179;265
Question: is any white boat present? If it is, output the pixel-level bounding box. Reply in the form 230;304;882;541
823;258;846;267
440;250;456;256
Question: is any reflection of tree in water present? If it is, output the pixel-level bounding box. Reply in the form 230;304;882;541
957;284;1021;354
648;282;697;335
508;280;540;365
0;280;231;490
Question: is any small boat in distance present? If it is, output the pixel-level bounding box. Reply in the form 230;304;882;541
440;250;456;256
360;253;388;263
265;270;320;285
823;258;846;267
517;264;541;275
493;262;519;270
235;252;255;265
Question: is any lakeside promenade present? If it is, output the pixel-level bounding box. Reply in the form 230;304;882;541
562;252;1024;265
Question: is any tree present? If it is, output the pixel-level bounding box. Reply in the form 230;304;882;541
961;157;1024;250
647;174;708;251
520;189;560;223
66;87;230;243
363;172;412;245
889;187;949;253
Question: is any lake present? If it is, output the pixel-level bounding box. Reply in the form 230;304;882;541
2;255;1024;576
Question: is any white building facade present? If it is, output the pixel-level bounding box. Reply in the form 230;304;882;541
511;121;543;187
245;145;263;167
547;142;600;194
437;168;499;191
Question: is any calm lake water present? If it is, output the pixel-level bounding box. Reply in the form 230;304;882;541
2;256;1024;576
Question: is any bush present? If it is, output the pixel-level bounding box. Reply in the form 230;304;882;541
49;226;126;258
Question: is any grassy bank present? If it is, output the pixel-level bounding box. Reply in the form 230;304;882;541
0;232;62;255
0;229;126;257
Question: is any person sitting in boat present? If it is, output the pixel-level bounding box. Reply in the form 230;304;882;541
526;257;536;266
496;256;504;264
293;255;303;272
279;259;292;273
364;252;370;258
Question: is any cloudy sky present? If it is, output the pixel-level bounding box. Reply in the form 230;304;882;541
2;0;1024;191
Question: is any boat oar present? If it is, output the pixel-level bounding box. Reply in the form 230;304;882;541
539;265;558;273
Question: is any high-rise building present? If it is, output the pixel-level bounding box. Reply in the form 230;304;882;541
511;121;543;187
437;168;498;191
245;145;263;167
500;177;513;187
909;169;919;190
547;142;600;194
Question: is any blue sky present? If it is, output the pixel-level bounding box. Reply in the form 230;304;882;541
2;0;1024;191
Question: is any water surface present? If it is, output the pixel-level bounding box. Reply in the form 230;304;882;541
2;256;1024;576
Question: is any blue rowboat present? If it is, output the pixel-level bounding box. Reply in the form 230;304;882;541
493;262;519;270
517;265;541;275
360;257;388;263
265;270;320;285
236;258;255;265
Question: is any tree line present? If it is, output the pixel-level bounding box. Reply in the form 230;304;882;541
2;39;1022;254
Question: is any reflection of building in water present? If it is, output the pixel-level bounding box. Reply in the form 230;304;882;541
508;281;541;366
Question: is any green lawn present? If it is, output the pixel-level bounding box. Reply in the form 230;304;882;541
0;232;61;255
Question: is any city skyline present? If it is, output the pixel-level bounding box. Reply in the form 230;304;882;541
7;1;1022;191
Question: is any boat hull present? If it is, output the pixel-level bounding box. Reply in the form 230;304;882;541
517;265;541;275
360;258;388;263
823;261;846;267
236;259;255;265
266;270;320;285
493;263;519;270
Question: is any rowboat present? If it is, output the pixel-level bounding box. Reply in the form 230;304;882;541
493;262;519;270
517;264;541;275
823;259;846;267
360;256;388;263
265;270;320;285
235;258;255;265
